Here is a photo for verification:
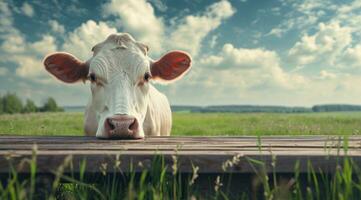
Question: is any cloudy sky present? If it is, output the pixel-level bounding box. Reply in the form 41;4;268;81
1;0;361;106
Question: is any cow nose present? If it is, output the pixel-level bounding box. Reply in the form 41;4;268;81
104;115;140;139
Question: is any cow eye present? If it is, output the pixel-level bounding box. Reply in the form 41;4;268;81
89;73;97;82
144;72;151;82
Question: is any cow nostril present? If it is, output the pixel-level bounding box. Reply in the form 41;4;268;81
107;119;116;130
128;118;139;132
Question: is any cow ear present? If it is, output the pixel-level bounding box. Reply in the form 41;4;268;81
151;51;191;82
43;52;89;83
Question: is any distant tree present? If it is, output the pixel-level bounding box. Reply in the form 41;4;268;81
2;93;23;114
41;97;64;112
22;99;38;113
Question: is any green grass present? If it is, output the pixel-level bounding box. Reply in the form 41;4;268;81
1;112;361;136
2;148;361;200
0;112;83;136
2;112;361;199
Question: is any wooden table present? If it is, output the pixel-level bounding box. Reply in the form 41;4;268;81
1;136;360;175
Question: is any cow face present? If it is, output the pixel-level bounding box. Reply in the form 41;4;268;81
44;33;191;139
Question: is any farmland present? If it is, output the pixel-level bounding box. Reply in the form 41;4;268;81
1;112;361;136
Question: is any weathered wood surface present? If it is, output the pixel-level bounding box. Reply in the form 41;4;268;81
0;136;360;174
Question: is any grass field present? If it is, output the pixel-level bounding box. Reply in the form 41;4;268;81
1;111;361;136
2;112;361;199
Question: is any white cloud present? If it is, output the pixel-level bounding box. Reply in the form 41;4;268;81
0;1;58;81
0;1;19;38
0;2;12;33
319;70;336;79
199;43;306;90
102;0;164;53
209;35;218;48
149;0;167;12
267;0;332;37
267;28;284;37
340;44;361;68
62;20;117;60
21;2;34;17
1;33;25;53
15;56;45;78
0;17;114;82
288;22;352;65
31;35;57;56
168;0;235;56
48;20;65;34
337;0;361;15
200;44;280;70
101;0;235;57
2;34;58;78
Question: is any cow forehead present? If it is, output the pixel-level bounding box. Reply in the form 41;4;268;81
105;33;136;47
92;33;147;56
89;34;150;80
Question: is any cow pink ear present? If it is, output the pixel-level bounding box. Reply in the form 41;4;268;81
43;52;89;83
151;51;191;81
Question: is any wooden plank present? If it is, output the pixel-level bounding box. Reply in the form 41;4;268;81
0;136;360;174
0;151;359;174
0;136;358;146
1;135;358;142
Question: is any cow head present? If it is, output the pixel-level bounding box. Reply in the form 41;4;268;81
44;33;191;139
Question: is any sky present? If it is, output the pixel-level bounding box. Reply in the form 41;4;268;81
1;0;361;107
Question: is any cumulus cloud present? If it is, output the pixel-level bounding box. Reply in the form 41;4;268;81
102;0;235;56
1;35;56;82
1;33;25;53
48;20;65;34
339;44;361;68
0;2;55;80
102;0;164;53
168;0;235;56
2;19;117;78
2;34;58;78
21;2;34;17
201;44;280;70
288;22;352;66
62;20;117;60
199;43;306;90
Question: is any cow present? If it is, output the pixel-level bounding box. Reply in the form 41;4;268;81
43;33;191;139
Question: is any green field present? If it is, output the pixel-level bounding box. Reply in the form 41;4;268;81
1;112;361;136
2;112;361;199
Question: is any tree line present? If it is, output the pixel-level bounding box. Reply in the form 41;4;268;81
311;104;361;112
171;104;361;113
0;93;63;114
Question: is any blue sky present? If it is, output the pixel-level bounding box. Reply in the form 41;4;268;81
1;0;361;106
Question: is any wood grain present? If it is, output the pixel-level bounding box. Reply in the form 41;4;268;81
0;136;360;174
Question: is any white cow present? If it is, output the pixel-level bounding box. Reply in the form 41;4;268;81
44;33;191;139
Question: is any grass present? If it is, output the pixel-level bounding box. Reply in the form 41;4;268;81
1;146;361;200
1;112;361;136
2;111;361;199
0;112;83;136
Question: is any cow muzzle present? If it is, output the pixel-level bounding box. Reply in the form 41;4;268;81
103;114;142;139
